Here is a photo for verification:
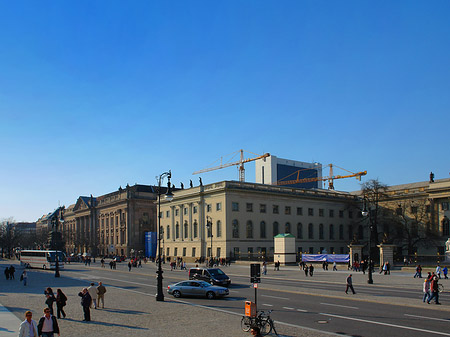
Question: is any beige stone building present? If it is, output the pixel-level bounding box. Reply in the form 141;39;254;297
159;181;361;262
61;185;160;257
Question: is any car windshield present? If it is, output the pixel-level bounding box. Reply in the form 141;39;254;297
208;269;225;277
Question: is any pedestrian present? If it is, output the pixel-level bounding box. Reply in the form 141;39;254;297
443;266;448;279
436;264;442;279
21;270;27;286
9;265;15;279
262;262;267;275
427;275;441;305
56;289;67;319
4;266;10;280
37;307;60;337
88;282;97;309
333;261;337;271
414;265;422;278
97;281;107;309
101;258;105;268
18;310;38;337
345;274;356;294
44;288;56;316
78;288;92;321
128;261;132;271
109;260;113;269
423;278;431;303
309;264;314;277
304;265;309;277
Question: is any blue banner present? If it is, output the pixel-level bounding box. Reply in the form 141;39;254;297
301;254;349;263
145;232;157;258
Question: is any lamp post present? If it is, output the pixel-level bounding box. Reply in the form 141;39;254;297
362;200;373;284
156;171;173;301
52;207;64;278
206;216;213;263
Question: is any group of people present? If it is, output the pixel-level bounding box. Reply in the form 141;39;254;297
423;272;441;304
4;265;16;280
298;262;315;276
78;281;107;321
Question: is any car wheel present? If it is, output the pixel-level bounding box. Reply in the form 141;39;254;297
173;290;181;298
206;291;215;299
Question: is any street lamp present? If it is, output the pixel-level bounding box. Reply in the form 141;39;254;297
156;171;173;302
206;216;213;263
362;200;373;284
52;207;64;278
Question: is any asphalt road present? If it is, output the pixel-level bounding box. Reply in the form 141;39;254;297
61;261;450;337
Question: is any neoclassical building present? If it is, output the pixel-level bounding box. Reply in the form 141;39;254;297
159;181;361;262
62;185;161;257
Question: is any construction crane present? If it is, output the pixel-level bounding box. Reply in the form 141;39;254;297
193;149;270;182
275;164;367;190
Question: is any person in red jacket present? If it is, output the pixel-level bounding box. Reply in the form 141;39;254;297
427;275;441;304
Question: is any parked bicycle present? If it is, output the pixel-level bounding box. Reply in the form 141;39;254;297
241;309;278;336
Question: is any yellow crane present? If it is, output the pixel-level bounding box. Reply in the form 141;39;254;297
275;164;367;190
193;149;270;182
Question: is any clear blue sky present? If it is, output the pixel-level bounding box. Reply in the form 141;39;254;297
1;1;449;222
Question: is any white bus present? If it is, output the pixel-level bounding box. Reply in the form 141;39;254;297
19;250;65;270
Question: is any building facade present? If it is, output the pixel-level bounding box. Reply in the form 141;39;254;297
159;181;361;262
61;185;161;257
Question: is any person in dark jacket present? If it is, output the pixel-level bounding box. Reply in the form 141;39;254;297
37;307;60;337
44;288;56;316
56;289;67;319
78;288;92;321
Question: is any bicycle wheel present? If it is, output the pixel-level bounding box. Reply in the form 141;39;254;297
259;318;273;336
438;284;444;293
241;316;252;332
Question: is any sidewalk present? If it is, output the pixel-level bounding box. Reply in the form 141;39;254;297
0;303;21;336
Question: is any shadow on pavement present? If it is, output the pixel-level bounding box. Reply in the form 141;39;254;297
62;318;149;330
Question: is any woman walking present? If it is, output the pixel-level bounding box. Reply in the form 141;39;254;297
56;289;67;319
44;287;56;316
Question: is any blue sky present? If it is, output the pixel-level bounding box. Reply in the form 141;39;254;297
1;1;449;222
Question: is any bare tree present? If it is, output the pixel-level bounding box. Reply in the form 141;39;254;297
361;179;388;245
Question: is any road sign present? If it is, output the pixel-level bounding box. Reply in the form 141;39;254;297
250;263;261;283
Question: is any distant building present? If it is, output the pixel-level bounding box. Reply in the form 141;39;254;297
12;222;36;235
255;155;322;189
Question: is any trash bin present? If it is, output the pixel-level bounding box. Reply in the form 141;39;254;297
245;301;256;317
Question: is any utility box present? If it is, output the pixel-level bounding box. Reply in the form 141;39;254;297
245;301;256;317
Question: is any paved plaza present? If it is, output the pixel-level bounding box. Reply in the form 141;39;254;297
1;258;448;337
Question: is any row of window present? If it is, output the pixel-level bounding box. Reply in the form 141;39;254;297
165;221;223;240
231;220;364;241
162;203;223;218
232;202;355;218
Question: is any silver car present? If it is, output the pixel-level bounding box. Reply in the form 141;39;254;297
167;280;229;299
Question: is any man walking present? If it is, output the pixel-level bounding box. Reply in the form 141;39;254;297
88;283;97;309
345;274;356;294
78;288;92;321
427;275;441;305
37;307;60;337
18;311;38;337
97;282;107;309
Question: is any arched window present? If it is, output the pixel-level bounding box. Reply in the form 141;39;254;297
232;219;239;238
193;221;198;238
339;224;344;240
175;222;180;239
273;222;279;237
329;224;334;240
260;221;266;238
358;225;364;240
167;225;170;239
184;221;188;239
443;217;450;236
246;221;253;238
319;224;324;240
308;223;314;239
216;220;222;237
297;223;303;239
285;222;291;234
